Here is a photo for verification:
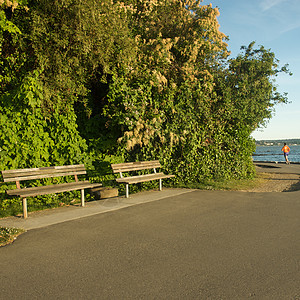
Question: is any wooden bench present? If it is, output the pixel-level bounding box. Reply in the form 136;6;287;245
1;164;102;218
111;160;175;198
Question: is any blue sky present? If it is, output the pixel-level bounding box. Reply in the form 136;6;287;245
201;0;300;140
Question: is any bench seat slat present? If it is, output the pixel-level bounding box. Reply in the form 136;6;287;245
113;165;160;172
2;164;85;175
3;171;86;182
111;160;161;173
111;160;160;168
7;181;102;198
2;165;86;182
116;173;175;184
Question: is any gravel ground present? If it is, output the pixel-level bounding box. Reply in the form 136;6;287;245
245;172;300;192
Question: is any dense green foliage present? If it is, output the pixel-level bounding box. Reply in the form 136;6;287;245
0;0;291;215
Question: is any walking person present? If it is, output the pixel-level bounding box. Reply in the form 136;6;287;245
281;143;290;164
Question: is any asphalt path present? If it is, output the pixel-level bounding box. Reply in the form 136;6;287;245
254;161;300;174
1;189;299;299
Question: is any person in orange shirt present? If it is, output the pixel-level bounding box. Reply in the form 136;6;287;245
281;143;290;164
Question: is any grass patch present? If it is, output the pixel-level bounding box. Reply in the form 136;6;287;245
0;227;25;247
176;173;269;191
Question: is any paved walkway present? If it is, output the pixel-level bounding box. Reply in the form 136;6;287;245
254;161;300;174
1;188;299;299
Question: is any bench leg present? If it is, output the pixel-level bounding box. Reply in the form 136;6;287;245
81;189;85;207
125;184;129;198
22;198;28;219
159;179;162;191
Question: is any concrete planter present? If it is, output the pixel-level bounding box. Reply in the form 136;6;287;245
90;187;119;199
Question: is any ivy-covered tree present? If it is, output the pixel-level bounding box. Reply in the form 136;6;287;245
0;0;90;171
224;42;290;129
102;1;259;181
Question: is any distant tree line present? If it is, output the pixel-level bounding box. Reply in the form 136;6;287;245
256;139;300;146
0;0;292;210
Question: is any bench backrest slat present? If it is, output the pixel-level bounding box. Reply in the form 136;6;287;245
111;160;161;173
2;164;86;183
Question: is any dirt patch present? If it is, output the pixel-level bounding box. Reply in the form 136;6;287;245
244;172;300;192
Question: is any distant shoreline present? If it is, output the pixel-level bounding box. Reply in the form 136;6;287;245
255;138;300;146
253;160;300;165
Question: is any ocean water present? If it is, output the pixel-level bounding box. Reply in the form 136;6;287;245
253;145;300;163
